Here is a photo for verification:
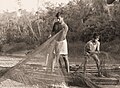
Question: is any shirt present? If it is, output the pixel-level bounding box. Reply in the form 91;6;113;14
52;21;68;41
84;40;100;55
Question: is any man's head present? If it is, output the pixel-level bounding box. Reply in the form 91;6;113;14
55;12;64;23
107;0;115;4
92;33;100;42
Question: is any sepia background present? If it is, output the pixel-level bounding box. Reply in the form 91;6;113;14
0;0;119;62
0;0;119;88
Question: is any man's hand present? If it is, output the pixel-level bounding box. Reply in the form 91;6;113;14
97;51;100;54
90;51;100;55
48;34;52;38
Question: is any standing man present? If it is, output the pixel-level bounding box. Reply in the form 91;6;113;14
49;12;70;73
84;33;103;77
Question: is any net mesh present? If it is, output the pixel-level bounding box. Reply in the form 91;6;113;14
0;30;101;88
99;51;120;78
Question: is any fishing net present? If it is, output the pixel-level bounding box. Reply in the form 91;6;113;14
99;51;120;78
0;30;101;88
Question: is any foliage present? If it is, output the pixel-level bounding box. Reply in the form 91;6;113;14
0;0;120;50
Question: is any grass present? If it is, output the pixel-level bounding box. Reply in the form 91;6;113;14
68;41;85;62
1;39;120;65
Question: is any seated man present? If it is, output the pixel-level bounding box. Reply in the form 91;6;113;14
84;33;103;77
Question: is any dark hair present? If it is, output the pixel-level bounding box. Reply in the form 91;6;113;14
55;12;61;18
92;33;99;39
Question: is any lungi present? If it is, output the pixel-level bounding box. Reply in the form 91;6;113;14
54;39;68;55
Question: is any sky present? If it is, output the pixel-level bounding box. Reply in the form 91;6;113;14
0;0;71;13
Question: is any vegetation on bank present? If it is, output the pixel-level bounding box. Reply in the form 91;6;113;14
0;0;119;58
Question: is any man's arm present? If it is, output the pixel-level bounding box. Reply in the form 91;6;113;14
62;23;68;40
48;22;57;38
96;41;100;53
